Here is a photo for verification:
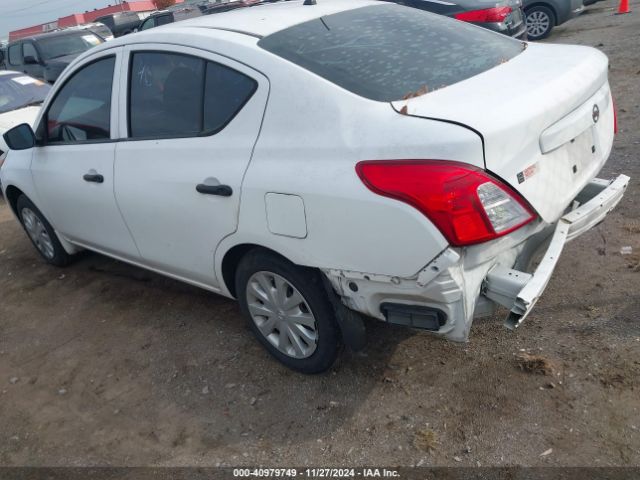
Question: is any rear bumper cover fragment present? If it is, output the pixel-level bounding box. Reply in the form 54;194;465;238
484;174;629;330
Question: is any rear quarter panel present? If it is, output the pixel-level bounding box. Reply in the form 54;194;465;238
215;49;486;283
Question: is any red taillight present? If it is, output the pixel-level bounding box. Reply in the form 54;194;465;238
454;6;512;22
612;97;618;135
356;160;536;247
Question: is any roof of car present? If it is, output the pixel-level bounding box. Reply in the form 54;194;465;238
164;0;379;38
147;9;170;17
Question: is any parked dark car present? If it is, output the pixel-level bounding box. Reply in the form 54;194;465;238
523;0;584;40
5;30;104;83
381;0;528;39
136;6;203;31
95;11;149;37
0;45;7;69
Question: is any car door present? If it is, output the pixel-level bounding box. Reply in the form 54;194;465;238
114;45;268;288
22;41;44;80
30;49;140;260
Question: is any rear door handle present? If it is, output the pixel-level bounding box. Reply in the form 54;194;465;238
196;184;233;197
83;173;104;183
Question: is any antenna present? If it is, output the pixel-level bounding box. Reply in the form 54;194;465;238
303;0;317;5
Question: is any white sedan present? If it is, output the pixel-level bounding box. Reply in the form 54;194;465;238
0;0;628;373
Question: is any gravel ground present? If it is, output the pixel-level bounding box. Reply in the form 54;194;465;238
1;0;639;467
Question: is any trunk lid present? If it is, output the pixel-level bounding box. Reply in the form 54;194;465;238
392;43;614;223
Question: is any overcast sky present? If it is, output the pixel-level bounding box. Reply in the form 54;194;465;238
1;0;119;41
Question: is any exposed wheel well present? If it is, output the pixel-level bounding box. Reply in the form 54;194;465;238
4;185;24;218
222;244;300;298
524;2;558;25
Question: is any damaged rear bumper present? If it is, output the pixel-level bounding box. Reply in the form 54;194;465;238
483;174;629;329
324;175;629;342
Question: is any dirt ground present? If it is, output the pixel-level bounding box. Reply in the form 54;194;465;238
1;0;639;467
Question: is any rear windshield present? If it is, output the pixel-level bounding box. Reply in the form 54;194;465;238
258;4;524;102
90;24;114;40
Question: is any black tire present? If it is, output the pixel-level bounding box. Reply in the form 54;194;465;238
16;195;70;267
235;249;340;374
525;5;556;40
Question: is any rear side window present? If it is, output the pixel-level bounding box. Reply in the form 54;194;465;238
155;15;173;26
204;62;257;133
128;52;257;139
139;18;155;30
8;44;22;65
44;56;115;144
258;4;524;102
96;17;114;30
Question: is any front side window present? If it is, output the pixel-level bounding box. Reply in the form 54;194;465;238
8;44;22;65
22;42;40;63
44;56;115;144
129;51;256;139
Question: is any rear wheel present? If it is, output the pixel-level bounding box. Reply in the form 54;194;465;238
235;249;340;374
525;5;555;40
16;195;70;267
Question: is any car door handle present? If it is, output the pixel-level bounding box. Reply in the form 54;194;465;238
83;173;104;183
196;184;233;197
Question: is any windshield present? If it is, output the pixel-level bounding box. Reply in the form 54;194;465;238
258;4;525;102
37;33;103;61
0;73;51;114
89;24;114;40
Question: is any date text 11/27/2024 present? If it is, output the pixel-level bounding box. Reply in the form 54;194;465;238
232;468;400;478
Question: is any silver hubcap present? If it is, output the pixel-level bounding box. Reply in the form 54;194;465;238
526;10;551;38
21;208;55;260
246;271;318;359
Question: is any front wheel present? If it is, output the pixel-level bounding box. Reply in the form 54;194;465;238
235;249;340;374
525;5;556;40
16;195;70;267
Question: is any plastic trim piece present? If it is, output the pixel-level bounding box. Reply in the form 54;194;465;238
482;174;629;330
380;302;447;331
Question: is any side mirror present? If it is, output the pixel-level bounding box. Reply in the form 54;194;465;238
3;124;36;151
24;55;39;65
